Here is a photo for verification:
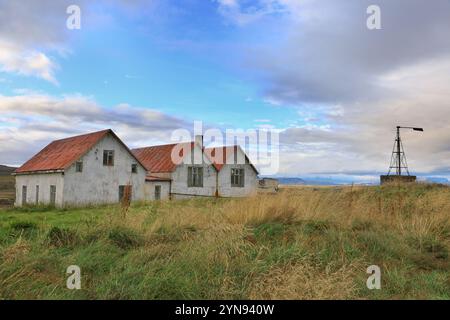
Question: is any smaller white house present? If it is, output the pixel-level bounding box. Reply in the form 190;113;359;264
132;136;259;200
14;129;147;207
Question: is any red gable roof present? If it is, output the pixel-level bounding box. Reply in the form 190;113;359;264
133;142;258;174
16;130;110;174
132;142;195;173
15;129;145;174
205;146;237;171
205;146;259;173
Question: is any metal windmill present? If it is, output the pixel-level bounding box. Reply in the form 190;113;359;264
387;126;423;176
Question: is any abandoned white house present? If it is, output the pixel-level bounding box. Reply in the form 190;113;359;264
14;130;258;207
13;129;147;207
132;135;259;200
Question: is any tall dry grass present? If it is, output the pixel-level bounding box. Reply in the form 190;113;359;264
0;183;449;299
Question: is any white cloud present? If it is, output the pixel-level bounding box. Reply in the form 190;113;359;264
0;0;154;84
215;0;288;26
0;93;192;166
0;40;58;84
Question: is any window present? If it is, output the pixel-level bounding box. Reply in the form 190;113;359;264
22;186;27;205
35;185;39;204
131;164;138;173
103;150;114;166
231;168;245;187
50;185;56;205
188;166;203;187
119;185;132;203
75;161;83;172
155;185;161;200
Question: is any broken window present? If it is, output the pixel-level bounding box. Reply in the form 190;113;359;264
75;161;83;172
231;168;245;187
188;166;203;187
155;185;161;200
50;185;56;205
131;164;138;173
103;150;114;166
22;186;27;205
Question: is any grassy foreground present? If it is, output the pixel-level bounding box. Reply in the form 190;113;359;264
0;184;449;300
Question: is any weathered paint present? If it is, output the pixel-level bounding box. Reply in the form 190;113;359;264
15;132;259;206
217;164;258;197
15;132;147;207
63;133;147;206
169;143;218;199
15;173;64;207
216;147;258;197
144;181;171;200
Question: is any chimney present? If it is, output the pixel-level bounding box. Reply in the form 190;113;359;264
193;135;203;165
195;135;203;149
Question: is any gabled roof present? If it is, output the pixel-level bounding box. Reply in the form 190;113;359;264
205;146;259;174
132;142;259;174
15;129;145;174
132;142;195;173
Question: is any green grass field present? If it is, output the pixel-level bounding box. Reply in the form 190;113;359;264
0;184;449;299
0;175;15;208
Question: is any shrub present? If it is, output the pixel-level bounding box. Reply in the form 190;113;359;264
303;220;330;235
10;221;37;231
254;223;285;240
46;227;79;247
108;227;142;249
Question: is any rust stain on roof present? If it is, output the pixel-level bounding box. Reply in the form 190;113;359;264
15;129;111;174
205;146;238;171
133;142;258;174
132;142;194;173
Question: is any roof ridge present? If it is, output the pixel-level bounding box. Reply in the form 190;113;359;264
50;129;111;143
132;141;193;150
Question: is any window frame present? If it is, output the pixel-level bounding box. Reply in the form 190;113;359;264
231;168;245;188
131;163;138;174
50;185;56;205
103;150;115;166
155;185;161;200
188;166;204;187
22;185;27;205
75;161;83;172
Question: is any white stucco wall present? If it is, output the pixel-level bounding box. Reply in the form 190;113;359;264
144;181;171;200
15;173;64;207
217;163;258;197
63;133;147;206
169;144;218;198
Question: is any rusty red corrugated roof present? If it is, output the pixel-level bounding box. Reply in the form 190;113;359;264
206;146;259;173
132;142;195;173
15;129;111;174
133;142;258;174
205;146;237;171
15;129;146;174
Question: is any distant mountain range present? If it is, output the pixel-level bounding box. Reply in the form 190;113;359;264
275;176;449;186
0;165;17;176
419;177;450;184
277;177;306;185
276;177;373;186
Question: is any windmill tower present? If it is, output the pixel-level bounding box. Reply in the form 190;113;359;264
380;126;423;185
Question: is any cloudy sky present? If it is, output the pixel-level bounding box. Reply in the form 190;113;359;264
1;0;450;181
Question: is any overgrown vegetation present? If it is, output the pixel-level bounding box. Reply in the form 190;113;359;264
0;184;449;299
